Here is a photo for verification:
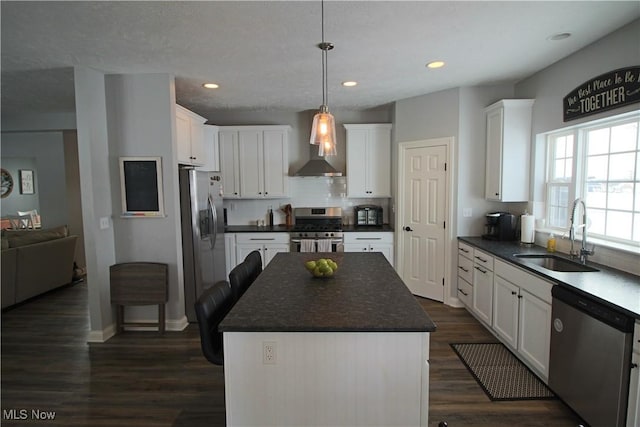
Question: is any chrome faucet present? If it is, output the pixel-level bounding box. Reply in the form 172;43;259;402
569;198;594;264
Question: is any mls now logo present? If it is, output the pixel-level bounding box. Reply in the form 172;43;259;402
3;409;56;420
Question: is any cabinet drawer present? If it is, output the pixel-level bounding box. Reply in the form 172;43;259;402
458;242;474;260
458;254;473;283
494;259;553;304
344;232;393;244
473;249;494;271
458;277;473;307
236;233;289;244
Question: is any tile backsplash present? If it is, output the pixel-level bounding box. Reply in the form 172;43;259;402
223;177;390;226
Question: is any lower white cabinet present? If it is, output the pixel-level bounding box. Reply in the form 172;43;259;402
492;259;553;380
225;233;237;278
493;275;519;349
628;322;640;427
235;233;289;269
472;250;494;327
343;232;394;267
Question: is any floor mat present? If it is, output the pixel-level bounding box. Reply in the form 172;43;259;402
450;342;555;401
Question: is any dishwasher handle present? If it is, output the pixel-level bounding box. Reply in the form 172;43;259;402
552;285;634;333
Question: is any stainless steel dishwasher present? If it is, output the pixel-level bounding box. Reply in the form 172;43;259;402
549;285;634;427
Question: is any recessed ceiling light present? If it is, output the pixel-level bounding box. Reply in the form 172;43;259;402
426;61;445;69
549;32;571;41
203;83;219;89
342;81;357;87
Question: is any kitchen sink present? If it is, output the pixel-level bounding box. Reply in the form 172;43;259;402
514;254;599;272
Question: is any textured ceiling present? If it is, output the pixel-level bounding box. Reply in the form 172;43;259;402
2;1;639;117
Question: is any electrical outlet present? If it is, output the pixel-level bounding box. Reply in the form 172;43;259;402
99;217;110;230
263;341;276;365
463;208;473;218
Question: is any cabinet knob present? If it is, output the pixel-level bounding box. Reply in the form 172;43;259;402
265;192;268;195
517;295;522;299
403;226;413;232
495;192;499;196
511;291;517;295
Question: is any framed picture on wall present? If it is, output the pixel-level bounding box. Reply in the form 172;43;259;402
19;169;34;195
119;157;165;217
1;168;14;198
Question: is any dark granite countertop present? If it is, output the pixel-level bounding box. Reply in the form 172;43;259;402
458;237;640;319
219;252;436;332
225;224;394;233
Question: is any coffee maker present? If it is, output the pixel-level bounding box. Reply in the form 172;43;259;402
482;212;517;241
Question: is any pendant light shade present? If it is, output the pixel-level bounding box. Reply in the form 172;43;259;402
309;1;337;157
310;106;337;156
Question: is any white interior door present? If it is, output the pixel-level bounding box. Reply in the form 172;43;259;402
399;142;447;301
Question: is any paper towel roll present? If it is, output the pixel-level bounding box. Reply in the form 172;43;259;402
521;214;535;244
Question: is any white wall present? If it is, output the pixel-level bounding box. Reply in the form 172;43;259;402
74;66;117;340
105;73;186;329
1;131;68;227
514;18;640;275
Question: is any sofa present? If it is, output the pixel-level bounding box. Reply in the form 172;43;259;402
1;225;78;309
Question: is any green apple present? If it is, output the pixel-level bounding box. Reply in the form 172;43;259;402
313;267;324;277
305;260;317;271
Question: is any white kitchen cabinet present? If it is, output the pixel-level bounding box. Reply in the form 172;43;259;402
493;275;519;349
472;249;494;327
201;124;220;172
235;233;289;269
344;232;394;267
176;104;207;166
493;259;553;380
219;126;290;199
457;242;474;307
225;233;237;277
484;99;534;202
627;321;640;427
344;124;392;197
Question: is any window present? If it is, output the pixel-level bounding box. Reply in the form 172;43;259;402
545;112;640;246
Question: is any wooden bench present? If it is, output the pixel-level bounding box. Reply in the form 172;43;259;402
110;262;168;334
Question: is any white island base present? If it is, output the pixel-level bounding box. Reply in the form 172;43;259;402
224;331;430;426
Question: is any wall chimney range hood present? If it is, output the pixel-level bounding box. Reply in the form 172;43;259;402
294;159;342;177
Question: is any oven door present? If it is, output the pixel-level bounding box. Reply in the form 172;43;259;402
290;238;344;253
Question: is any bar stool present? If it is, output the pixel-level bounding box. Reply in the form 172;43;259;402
110;262;168;334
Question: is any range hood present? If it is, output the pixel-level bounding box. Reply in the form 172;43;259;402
294;159;342;177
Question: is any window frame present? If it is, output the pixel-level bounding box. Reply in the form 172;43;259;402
544;111;640;247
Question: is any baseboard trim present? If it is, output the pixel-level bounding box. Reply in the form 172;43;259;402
87;324;116;343
447;296;465;308
87;316;189;342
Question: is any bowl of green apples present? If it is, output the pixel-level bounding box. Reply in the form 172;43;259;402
304;258;338;278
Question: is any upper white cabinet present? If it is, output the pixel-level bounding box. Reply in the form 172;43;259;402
201;125;220;172
219;126;290;199
484;99;534;202
176;104;207;166
344;124;392;197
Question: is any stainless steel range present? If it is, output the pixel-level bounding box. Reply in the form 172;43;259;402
290;207;343;252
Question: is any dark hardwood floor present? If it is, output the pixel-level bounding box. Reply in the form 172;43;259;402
1;281;583;426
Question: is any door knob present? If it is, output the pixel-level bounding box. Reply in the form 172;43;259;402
404;226;413;231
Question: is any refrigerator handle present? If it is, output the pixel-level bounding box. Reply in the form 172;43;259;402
208;195;217;250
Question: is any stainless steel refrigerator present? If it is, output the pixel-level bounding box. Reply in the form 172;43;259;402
179;168;226;322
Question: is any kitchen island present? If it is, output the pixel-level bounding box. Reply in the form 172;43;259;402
219;252;436;426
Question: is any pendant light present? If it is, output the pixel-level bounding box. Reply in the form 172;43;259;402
309;0;337;157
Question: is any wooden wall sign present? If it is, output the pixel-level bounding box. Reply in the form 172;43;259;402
563;66;640;122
